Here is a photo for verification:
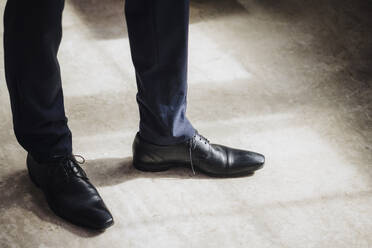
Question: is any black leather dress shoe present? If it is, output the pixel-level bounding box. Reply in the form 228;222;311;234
132;131;265;177
27;154;114;230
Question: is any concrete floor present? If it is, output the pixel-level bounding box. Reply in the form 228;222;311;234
1;0;372;247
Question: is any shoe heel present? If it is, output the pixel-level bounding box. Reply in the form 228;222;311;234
133;161;171;172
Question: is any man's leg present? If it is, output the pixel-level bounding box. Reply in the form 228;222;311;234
3;0;72;162
3;0;113;230
125;0;196;145
126;1;265;176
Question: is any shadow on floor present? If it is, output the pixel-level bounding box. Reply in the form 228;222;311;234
0;157;254;237
68;0;127;39
68;0;247;39
251;0;372;84
242;0;372;166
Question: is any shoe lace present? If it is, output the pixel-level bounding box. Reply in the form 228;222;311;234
198;133;210;144
50;154;88;181
188;131;210;175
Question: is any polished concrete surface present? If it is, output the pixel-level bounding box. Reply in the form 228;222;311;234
1;0;372;247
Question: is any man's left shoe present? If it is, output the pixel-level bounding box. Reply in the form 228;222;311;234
132;131;265;177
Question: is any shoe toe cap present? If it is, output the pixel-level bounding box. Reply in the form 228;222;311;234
76;204;114;230
229;149;265;172
252;152;265;165
55;193;114;230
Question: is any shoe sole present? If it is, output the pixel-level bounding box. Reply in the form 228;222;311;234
133;160;264;178
27;168;114;231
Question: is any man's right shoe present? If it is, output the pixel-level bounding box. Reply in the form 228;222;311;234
27;154;114;230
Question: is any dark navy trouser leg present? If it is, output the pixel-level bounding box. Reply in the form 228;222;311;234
3;0;195;161
3;0;72;162
125;0;196;145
